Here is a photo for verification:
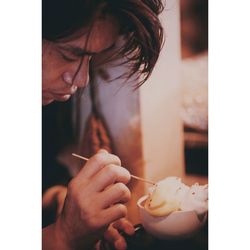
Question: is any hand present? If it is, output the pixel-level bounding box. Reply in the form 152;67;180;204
55;150;131;250
102;218;135;250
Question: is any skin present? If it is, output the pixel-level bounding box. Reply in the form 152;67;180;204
42;15;119;105
43;150;134;250
42;16;135;250
43;184;135;250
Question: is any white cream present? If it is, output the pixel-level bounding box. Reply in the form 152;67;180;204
144;177;208;217
180;183;208;216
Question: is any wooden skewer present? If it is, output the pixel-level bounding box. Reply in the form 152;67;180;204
129;175;156;185
72;153;156;185
72;153;89;162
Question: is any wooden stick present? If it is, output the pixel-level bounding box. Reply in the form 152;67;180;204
72;153;89;162
130;175;156;185
72;153;156;185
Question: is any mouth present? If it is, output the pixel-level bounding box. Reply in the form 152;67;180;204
53;85;78;96
51;85;78;101
52;93;72;102
42;85;78;105
42;94;71;105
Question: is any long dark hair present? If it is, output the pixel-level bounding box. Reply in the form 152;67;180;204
42;0;164;86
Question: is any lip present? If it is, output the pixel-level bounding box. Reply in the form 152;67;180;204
42;85;78;104
42;94;70;105
53;87;78;96
53;94;71;101
53;92;72;96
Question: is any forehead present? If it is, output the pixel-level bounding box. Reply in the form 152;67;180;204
57;16;119;53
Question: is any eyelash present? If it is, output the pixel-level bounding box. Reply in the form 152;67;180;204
61;53;78;62
59;50;93;64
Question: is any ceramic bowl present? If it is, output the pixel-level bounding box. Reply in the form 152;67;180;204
137;195;207;239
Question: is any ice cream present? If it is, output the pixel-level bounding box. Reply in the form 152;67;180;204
181;183;208;218
144;177;208;217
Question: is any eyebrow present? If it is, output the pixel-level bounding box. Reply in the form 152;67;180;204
59;43;116;57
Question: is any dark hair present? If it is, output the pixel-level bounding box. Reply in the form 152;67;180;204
42;0;164;86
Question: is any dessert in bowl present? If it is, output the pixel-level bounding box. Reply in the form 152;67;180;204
137;177;208;239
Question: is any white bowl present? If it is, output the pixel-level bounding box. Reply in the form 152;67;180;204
137;195;207;239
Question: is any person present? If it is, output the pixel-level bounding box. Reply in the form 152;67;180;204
42;0;164;249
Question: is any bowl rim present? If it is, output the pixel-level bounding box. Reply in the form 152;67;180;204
137;195;199;215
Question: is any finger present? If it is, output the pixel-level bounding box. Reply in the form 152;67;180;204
104;226;123;245
113;218;135;236
99;183;131;208
99;204;127;227
77;152;121;180
90;164;130;192
56;188;67;216
42;185;66;209
114;238;127;250
104;226;127;250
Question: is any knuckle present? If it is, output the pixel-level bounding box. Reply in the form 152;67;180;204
125;189;131;201
121;167;131;182
105;164;117;178
92;152;121;167
83;214;99;230
105;165;131;184
116;182;126;192
116;183;130;199
117;166;131;181
111;154;121;166
93;153;106;165
106;164;116;172
116;204;127;217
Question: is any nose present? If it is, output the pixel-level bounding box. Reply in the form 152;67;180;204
62;56;91;88
73;56;91;87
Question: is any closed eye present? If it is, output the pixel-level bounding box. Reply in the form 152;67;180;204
57;49;78;62
60;52;78;62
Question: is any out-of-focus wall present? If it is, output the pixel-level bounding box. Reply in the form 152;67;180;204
140;0;185;181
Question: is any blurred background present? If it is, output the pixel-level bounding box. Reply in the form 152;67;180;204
180;0;208;178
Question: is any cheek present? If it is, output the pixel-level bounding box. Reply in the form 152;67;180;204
42;53;67;90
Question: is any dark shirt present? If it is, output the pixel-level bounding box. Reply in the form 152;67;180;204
42;100;73;226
